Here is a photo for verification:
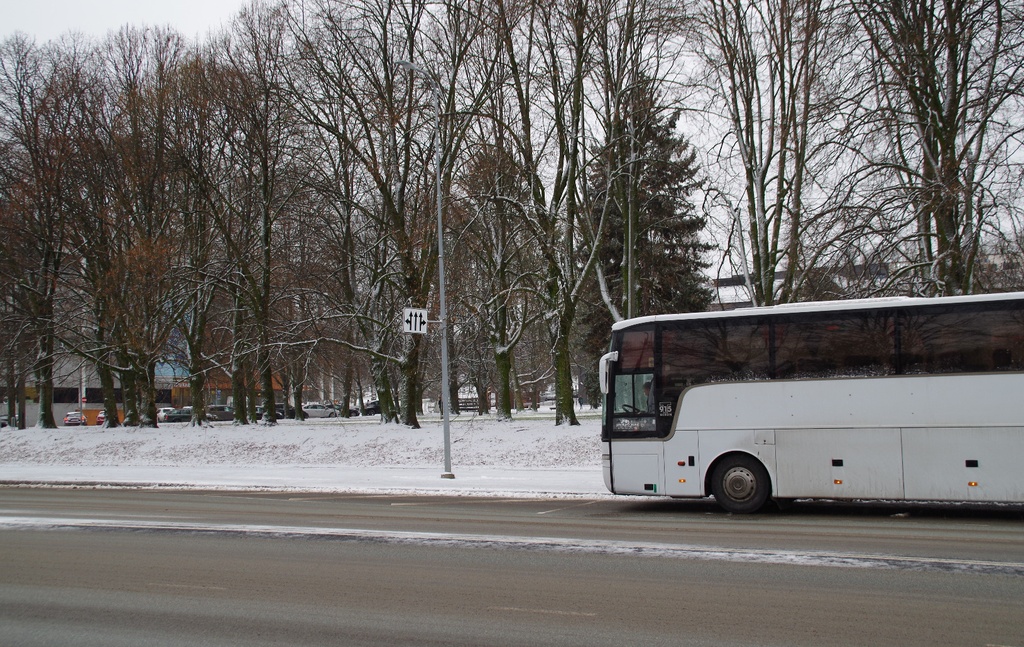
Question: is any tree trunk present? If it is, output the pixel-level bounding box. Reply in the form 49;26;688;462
401;337;421;428
371;355;398;423
494;348;513;419
17;372;27;430
230;288;249;424
189;369;207;427
552;313;579;426
232;363;248;425
247;365;259;423
292;377;305;421
34;329;57;429
120;364;139;427
260;344;277;424
5;357;18;428
341;360;354;418
98;361;120;429
475;378;489;415
141;361;158;428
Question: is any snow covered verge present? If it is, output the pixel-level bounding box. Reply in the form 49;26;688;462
0;413;609;497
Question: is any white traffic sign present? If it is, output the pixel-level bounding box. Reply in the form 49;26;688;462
403;308;429;334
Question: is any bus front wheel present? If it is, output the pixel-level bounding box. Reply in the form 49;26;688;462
711;455;771;514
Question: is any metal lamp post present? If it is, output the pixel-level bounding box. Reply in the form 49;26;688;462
397;59;454;479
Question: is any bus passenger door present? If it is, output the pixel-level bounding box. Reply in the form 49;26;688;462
663;431;701;497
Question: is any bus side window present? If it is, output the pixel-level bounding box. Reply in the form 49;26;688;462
775;311;894;378
899;304;1023;374
661;320;771;385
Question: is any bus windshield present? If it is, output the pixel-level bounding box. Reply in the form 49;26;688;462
606;328;658;435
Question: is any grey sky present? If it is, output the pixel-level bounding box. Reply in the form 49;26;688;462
1;0;248;44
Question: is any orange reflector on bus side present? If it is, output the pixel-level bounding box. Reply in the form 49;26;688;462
834;479;843;485
678;479;686;483
969;481;978;487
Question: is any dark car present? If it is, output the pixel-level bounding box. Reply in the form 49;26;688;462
164;407;192;423
206;405;234;421
254;405;293;420
362;400;381;416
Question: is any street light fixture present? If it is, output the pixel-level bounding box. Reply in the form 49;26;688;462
397;59;454;479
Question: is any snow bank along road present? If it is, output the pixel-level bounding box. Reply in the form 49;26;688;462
0;414;607;496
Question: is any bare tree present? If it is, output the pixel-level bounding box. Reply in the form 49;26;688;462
56;39;125;428
688;0;857;305
214;2;308;425
854;0;1024;295
456;112;541;419
0;36;89;428
97;27;197;427
590;0;693;320
169;46;233;425
286;0;434;425
288;0;491;427
489;0;611;425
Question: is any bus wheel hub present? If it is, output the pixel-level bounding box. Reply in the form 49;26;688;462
723;467;756;501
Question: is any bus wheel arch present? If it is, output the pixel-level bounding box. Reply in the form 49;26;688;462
708;452;772;514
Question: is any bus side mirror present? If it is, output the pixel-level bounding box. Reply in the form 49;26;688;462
599;351;619;395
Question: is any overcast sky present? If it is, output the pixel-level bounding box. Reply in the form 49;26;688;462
1;0;249;44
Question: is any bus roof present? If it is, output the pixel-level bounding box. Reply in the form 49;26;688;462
611;291;1024;331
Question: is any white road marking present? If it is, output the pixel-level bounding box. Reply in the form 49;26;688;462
390;498;524;507
536;501;598;515
147;583;228;591
489;606;597;617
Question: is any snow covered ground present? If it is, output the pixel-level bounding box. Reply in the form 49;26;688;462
0;411;609;498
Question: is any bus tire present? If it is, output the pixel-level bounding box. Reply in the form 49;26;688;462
711;454;771;514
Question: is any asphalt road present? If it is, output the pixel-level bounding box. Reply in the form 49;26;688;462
1;489;1023;646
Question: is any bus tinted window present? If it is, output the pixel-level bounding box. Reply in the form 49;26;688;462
900;303;1024;374
661;319;771;387
775;310;895;379
618;329;654;371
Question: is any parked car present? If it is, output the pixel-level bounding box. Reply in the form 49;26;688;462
301;403;336;418
63;411;87;426
254;404;294;420
95;411;105;425
362;400;381;416
156;407;174;422
206;405;234;421
163;407;192;423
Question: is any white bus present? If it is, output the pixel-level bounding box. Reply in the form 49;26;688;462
599;292;1024;513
